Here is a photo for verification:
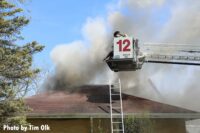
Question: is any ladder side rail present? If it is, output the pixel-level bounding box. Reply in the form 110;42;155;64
109;82;114;133
146;54;200;60
119;79;125;133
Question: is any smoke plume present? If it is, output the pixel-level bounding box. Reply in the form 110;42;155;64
47;0;200;111
48;18;114;89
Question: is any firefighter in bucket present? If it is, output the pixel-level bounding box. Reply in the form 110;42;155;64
104;31;145;72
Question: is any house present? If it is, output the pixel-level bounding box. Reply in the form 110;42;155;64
3;85;200;133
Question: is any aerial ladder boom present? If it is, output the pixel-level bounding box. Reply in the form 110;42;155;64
142;44;200;66
104;31;200;72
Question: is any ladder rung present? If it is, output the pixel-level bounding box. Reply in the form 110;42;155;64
112;106;121;109
111;87;120;89
112;121;122;124
111;86;120;89
112;113;122;115
111;86;119;88
113;129;123;132
111;94;120;95
112;111;121;113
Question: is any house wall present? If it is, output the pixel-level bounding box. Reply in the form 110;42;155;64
152;119;186;133
0;118;186;133
28;118;91;133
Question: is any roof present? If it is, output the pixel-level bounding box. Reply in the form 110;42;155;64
25;85;200;118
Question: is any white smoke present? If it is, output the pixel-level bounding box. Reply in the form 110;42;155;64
49;18;114;88
49;0;200;111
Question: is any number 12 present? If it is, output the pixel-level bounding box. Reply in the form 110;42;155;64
116;39;131;52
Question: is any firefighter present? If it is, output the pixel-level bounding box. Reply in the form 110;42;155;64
103;31;126;61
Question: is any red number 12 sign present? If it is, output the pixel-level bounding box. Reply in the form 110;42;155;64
113;37;133;59
117;39;131;52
